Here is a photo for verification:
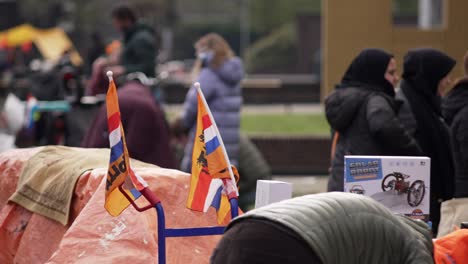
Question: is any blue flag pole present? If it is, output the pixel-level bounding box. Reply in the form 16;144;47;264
118;184;238;264
229;198;239;219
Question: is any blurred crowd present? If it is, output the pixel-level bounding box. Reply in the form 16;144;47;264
0;5;270;209
325;48;468;238
1;3;468;264
213;47;468;264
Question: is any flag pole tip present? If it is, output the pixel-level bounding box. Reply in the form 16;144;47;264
106;71;114;80
194;82;200;89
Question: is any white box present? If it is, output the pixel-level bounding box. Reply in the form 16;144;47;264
255;180;292;208
344;156;430;221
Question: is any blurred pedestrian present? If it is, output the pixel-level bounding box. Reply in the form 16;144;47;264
438;51;468;237
237;133;272;209
86;41;121;96
325;49;421;192
81;80;176;168
396;48;456;235
177;33;244;172
108;5;156;78
85;32;105;76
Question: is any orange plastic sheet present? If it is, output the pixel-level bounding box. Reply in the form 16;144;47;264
0;148;221;264
434;229;468;264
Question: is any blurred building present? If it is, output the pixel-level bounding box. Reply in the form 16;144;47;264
322;0;468;98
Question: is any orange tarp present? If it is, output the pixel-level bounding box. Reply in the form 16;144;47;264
434;229;468;264
0;148;221;264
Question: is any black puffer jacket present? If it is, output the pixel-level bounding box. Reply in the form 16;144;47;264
326;87;422;191
326;49;422;191
442;78;468;198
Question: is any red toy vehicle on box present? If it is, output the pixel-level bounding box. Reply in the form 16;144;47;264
381;172;425;207
349;185;365;195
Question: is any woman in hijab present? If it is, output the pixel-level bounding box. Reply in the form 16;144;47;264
325;49;421;192
397;48;456;235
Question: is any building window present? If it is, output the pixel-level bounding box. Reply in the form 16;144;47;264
393;0;444;29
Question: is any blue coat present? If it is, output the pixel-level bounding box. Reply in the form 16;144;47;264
181;57;244;172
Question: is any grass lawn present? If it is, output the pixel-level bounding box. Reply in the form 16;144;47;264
241;113;330;136
167;109;330;136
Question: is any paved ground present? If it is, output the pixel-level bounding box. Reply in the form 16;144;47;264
272;175;328;197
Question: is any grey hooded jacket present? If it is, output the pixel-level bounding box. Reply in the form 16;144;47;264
181;57;243;172
229;192;434;264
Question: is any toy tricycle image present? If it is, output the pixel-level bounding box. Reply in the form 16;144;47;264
349;185;365;195
381;172;425;207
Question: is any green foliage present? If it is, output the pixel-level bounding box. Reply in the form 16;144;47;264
393;0;418;15
244;0;321;73
166;111;330;136
171;22;261;60
244;23;297;73
250;0;320;34
171;22;236;60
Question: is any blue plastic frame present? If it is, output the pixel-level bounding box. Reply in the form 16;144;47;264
119;185;238;264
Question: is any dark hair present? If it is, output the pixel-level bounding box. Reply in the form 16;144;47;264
111;5;136;23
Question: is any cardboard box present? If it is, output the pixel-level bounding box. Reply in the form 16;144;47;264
344;156;430;221
255;180;292;208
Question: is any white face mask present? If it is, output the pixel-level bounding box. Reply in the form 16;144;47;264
197;51;214;61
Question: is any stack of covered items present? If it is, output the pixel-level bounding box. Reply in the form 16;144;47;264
0;147;221;263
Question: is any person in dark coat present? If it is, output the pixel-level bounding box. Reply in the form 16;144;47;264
108;5;156;78
325;49;421;192
178;33;243;172
438;53;468;237
237;133;272;209
81;81;176;168
396;48;456;235
442;55;468;199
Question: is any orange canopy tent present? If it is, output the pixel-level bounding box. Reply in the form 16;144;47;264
0;24;82;66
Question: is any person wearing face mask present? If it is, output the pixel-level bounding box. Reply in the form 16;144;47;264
325;48;422;192
177;33;244;173
396;48;456;236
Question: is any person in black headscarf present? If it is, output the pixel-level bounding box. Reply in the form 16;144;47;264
325;49;422;192
396;48;456;235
